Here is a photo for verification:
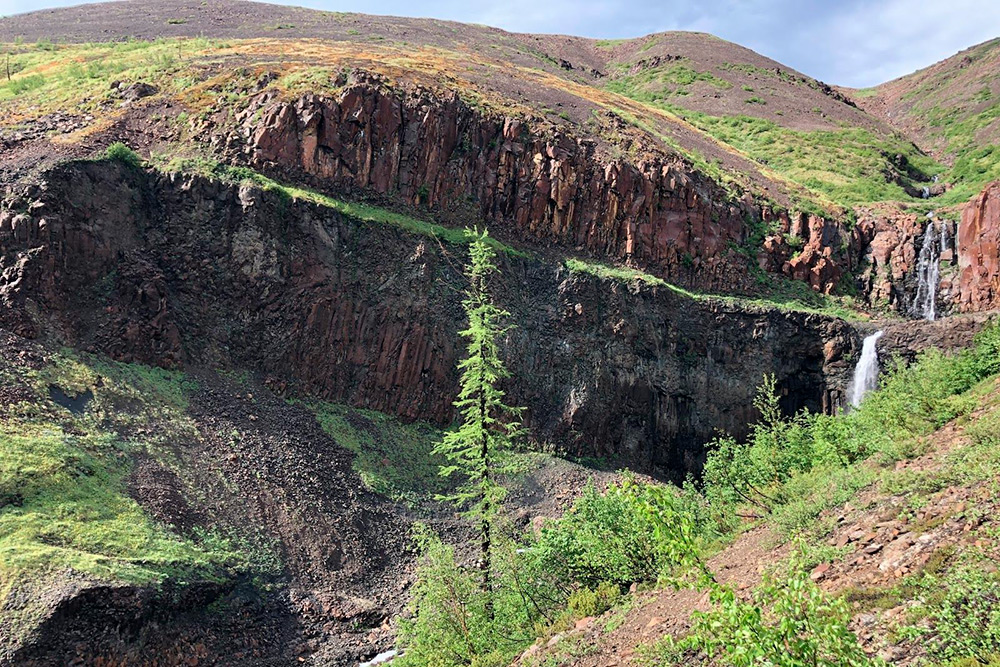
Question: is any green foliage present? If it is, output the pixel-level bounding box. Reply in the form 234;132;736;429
567;581;620;618
657;553;878;667
605;63;732;102
305;401;446;505
0;352;250;593
900;554;1000;665
433;229;525;511
102;141;143;168
601;81;942;209
563;257;865;320
397;525;562;667
399;474;709;666
0;38;229;107
7;73;45;95
702;375;814;512
533;476;703;589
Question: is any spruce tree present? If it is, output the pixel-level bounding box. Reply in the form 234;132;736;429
433;228;523;613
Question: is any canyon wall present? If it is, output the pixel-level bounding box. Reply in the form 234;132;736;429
853;181;1000;318
0;160;859;476
958;181;1000;313
210;77;851;295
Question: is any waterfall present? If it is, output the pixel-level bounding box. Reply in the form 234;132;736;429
921;186;930;199
911;221;940;321
940;222;949;255
849;331;885;408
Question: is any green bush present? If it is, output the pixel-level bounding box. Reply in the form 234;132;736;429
659;555;877;667
904;559;1000;665
567;581;620;618
533;475;700;589
397;526;561;667
102;142;143;168
7;73;45;95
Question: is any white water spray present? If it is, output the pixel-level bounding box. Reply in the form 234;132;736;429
360;650;399;667
849;331;885;408
911;222;941;321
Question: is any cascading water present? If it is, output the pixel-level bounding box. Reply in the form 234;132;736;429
849;330;885;408
911;221;941;321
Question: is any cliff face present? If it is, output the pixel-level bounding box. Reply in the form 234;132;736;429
853;209;959;316
850;181;1000;318
210;79;852;295
0;160;859;476
958;181;1000;313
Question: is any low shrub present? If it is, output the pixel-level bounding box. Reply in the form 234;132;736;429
532;475;701;589
102;142;143;168
902;556;1000;665
567;581;620;618
655;554;877;667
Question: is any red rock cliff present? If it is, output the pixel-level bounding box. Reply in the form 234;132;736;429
212;77;851;295
958;181;1000;313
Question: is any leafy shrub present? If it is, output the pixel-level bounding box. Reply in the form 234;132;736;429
102;142;143;168
660;556;877;667
397;526;561;667
7;73;45;95
702;375;821;514
567;581;620;618
533;475;702;589
902;558;1000;665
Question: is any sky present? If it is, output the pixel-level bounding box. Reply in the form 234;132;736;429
2;0;999;87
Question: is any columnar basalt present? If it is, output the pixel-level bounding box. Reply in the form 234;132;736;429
211;78;855;296
1;161;858;476
958;181;1000;313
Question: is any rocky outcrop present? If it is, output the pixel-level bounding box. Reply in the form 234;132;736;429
0;160;861;476
852;208;958;316
957;181;1000;312
876;313;994;365
759;211;854;294
850;181;1000;319
227;83;753;292
209;76;852;296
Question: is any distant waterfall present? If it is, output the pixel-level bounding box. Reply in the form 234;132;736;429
921;186;930;199
849;331;885;408
911;222;941;321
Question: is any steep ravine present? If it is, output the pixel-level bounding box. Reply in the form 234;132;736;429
1;159;995;667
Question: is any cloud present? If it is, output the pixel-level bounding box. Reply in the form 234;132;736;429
1;0;997;86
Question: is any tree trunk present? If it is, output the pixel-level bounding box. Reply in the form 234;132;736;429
478;331;494;620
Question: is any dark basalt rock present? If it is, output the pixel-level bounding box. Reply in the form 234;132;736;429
0;160;859;478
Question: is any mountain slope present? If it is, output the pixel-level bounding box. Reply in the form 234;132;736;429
0;0;943;216
851;37;1000;206
1;4;1000;665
